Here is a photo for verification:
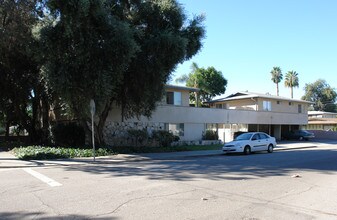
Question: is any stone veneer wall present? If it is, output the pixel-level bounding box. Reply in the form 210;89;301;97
103;121;165;146
103;121;223;146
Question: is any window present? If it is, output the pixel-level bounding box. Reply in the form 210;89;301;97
289;102;292;106
277;101;280;104
263;101;272;111
215;104;223;109
174;92;182;105
259;133;268;139
165;123;184;136
166;92;174;104
298;104;302;113
166;91;182;105
251;134;260;140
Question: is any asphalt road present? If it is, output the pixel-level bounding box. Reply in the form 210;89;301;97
1;143;337;220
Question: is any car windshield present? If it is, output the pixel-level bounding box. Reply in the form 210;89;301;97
235;133;253;141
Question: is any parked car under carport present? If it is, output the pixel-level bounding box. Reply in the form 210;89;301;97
282;130;315;141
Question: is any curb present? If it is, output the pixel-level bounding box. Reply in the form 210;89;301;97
274;145;317;151
0;145;318;168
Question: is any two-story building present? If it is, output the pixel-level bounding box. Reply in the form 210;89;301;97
104;85;312;145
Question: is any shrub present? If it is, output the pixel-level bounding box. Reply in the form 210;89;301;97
152;130;179;147
51;122;85;147
127;128;149;146
202;130;218;140
12;146;112;160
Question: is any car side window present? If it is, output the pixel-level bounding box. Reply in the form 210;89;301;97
252;134;259;140
259;134;268;139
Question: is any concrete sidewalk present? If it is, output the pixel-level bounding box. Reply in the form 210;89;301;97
0;141;332;169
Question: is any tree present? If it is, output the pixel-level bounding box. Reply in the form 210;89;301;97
176;63;227;105
114;1;205;120
270;66;282;96
284;71;299;98
41;0;205;144
302;79;337;112
0;0;50;142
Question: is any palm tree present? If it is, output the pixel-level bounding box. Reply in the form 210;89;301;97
270;67;283;96
284;71;299;98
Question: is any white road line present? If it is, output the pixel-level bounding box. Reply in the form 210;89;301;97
23;168;62;187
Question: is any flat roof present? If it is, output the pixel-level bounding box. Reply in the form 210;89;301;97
165;84;200;92
207;91;313;104
308;111;337;115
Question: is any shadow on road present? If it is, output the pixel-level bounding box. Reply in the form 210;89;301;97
0;211;117;220
63;148;337;181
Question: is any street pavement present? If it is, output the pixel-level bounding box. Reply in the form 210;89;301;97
1;140;336;168
1;140;337;220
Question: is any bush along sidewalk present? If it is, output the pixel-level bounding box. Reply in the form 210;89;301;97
12;146;113;160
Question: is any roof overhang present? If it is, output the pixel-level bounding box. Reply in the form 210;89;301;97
207;92;313;104
165;84;200;92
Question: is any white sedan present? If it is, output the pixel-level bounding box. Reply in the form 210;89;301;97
223;132;276;155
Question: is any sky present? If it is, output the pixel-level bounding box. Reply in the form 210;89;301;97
171;0;337;100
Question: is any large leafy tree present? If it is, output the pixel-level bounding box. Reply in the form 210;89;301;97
41;0;205;144
0;0;49;142
284;70;299;99
302;79;337;112
176;62;227;105
270;66;282;96
114;1;205;119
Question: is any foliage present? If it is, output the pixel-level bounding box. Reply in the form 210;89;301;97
202;130;219;140
176;63;227;104
41;0;138;116
110;144;222;154
0;0;50;142
152;130;179;147
51;122;85;147
12;146;111;160
114;2;206;119
270;66;283;96
127;128;149;146
302;79;337;112
40;0;205;145
284;71;299;98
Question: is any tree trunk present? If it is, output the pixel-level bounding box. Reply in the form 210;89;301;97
96;97;114;146
276;83;279;96
41;94;50;144
291;87;293;99
5;121;10;141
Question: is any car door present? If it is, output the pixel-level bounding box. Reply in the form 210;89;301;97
250;133;262;152
258;133;270;151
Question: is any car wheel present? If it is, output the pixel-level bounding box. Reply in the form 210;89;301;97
268;144;273;153
243;146;251;155
299;136;304;141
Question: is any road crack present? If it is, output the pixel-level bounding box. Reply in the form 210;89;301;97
94;189;198;217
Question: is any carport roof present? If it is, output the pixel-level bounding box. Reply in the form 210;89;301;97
308;118;337;125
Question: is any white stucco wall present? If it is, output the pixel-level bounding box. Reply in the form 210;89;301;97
106;105;308;142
